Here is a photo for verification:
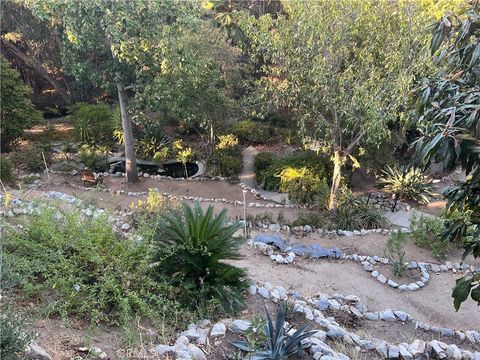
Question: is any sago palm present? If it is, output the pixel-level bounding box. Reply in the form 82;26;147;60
151;202;247;313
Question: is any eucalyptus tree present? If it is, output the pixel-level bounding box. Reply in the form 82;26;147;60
24;0;200;183
413;1;480;310
237;0;430;209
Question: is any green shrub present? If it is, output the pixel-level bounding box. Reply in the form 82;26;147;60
150;202;247;314
232;120;270;144
211;137;243;178
2;205;185;326
69;102;117;144
256;151;332;193
330;191;389;231
254;152;277;181
278;166;330;207
410;213;451;260
385;231;407;277
0;157;14;183
12;143;52;172
0;56;42;152
0;310;32;360
218;155;243;178
78;144;109;170
377;166;436;204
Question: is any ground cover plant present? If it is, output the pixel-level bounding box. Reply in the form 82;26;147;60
1;204;190;329
149;202;248;315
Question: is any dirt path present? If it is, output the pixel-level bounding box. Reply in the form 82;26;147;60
234;248;480;331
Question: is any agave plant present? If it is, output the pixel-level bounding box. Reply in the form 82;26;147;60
377;166;436;205
150;202;247;313
232;304;315;360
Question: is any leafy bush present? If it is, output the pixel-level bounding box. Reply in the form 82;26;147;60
0;310;32;360
278;166;330;207
233;304;314;359
218;155;243;178
385;231;407;277
150;202;247;314
2;205;184;326
78;144;109;170
211;136;243;178
69;102;117;144
254;152;278;181
232;120;270;144
216;134;239;152
410;213;451;260
256;151;332;194
330;190;389;230
0;157;14;183
377;166;435;204
12;143;52;172
0;56;41;152
129;189;182;230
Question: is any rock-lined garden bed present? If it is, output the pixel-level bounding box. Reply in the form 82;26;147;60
250;234;478;294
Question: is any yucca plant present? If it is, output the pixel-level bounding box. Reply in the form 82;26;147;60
377;166;435;206
232;304;315;360
150;202;247;314
134;123;170;159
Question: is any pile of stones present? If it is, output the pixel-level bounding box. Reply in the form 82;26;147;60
365;192;410;212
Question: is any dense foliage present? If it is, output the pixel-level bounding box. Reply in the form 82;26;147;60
412;1;480;310
0;158;14;183
2;205;185;326
237;0;429;208
150;202;247;314
0;56;41;152
69;102;117;144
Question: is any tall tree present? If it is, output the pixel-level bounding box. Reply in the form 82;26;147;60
24;0;199;183
413;1;480;310
237;0;431;209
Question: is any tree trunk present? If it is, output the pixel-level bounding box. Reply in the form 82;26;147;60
117;82;138;183
328;149;343;210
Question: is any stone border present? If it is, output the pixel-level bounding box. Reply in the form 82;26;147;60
247;281;480;360
249;234;477;294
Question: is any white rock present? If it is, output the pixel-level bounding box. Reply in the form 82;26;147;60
230;320;251;334
187;344;206;360
210;323;226;338
26;341;52;360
